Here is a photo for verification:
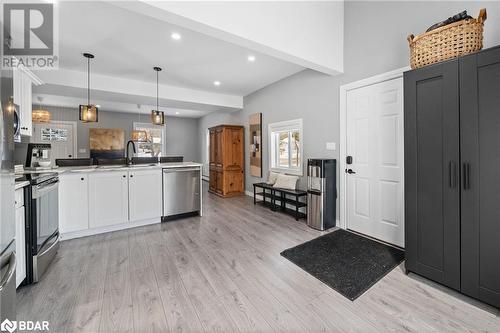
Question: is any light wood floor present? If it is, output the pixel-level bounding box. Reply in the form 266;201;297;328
18;184;500;332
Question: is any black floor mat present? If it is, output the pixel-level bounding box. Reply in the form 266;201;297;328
280;229;405;300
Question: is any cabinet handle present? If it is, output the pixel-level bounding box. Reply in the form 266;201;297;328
130;175;133;178
463;163;471;190
81;177;84;181
123;175;126;178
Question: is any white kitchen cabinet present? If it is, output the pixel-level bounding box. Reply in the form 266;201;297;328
13;67;34;136
128;169;162;221
15;189;26;288
89;171;129;228
59;173;89;233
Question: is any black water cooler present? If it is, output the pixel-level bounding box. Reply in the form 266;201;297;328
306;159;336;230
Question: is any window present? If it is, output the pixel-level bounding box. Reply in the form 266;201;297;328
269;119;303;175
133;122;166;157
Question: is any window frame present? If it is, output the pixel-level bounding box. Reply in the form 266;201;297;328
268;118;303;176
133;122;166;156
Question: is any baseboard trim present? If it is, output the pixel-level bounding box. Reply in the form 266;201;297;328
60;217;162;241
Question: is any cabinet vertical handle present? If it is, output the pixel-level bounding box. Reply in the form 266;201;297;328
467;163;471;190
449;161;453;188
463;162;471;190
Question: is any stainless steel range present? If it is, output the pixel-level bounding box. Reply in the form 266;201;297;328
17;172;60;284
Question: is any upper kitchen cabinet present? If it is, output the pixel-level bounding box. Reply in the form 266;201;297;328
89;170;129;228
128;169;162;221
459;46;500;308
208;125;244;197
13;66;43;137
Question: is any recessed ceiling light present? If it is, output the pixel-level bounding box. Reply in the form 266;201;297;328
213;81;221;86
175;111;180;115
248;55;256;62
171;32;181;40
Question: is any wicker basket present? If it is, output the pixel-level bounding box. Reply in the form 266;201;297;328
408;9;487;69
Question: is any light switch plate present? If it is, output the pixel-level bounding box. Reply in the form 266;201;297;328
326;142;336;151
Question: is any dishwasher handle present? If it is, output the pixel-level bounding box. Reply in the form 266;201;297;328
163;168;200;173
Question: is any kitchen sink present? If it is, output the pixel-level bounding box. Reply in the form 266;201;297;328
98;165;126;169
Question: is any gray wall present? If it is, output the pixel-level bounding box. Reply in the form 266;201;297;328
198;1;500;218
19;105;199;164
197;111;238;176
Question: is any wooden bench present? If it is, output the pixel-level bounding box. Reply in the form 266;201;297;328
253;182;307;221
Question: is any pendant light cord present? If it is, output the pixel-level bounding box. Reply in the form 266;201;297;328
87;56;90;105
156;69;159;111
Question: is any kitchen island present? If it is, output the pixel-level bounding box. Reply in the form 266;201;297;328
56;162;202;240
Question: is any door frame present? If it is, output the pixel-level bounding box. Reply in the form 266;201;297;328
339;66;409;230
34;120;78;158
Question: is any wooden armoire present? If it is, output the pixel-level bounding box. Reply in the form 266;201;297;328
208;125;244;197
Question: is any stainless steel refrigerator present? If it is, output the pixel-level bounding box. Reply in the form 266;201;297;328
0;67;17;321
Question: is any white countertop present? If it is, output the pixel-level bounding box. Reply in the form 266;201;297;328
15;180;30;190
22;162;203;175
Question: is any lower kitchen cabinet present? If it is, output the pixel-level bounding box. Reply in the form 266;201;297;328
128;169;162;221
59;173;89;233
89;171;129;228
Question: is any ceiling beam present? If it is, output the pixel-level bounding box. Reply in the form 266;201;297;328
34;68;243;111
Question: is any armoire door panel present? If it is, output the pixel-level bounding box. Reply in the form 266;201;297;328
404;60;460;290
460;48;500;308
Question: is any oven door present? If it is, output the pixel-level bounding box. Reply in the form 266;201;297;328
32;178;59;253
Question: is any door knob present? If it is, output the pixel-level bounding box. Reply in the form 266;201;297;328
346;169;356;174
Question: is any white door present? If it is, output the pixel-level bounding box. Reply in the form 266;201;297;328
32;122;76;165
128;169;162;221
59;173;89;234
346;77;404;247
89;171;129;228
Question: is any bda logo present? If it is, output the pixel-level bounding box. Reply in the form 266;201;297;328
0;319;17;333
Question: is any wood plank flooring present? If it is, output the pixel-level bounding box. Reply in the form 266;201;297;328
17;184;500;332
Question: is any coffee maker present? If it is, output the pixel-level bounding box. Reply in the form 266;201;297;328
25;143;53;170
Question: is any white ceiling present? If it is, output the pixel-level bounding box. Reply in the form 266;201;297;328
52;0;303;97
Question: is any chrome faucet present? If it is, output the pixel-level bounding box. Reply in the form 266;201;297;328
126;140;136;165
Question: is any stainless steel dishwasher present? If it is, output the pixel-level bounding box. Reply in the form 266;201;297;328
162;167;201;220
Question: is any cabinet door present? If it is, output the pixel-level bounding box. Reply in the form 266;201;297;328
59;174;89;233
404;60;460;290
209;130;216;167
209;169;217;191
224;127;244;170
460;48;500;308
20;72;32;136
224;170;243;196
128;169;162;221
89;171;129;228
13;68;22;106
215;129;223;167
216;170;223;194
15;206;26;288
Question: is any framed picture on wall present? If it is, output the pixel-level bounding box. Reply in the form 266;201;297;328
249;113;262;177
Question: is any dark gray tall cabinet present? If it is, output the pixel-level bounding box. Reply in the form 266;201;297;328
404;46;500;309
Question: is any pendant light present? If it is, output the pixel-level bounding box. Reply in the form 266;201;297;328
79;53;98;122
151;66;165;125
32;97;50;123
